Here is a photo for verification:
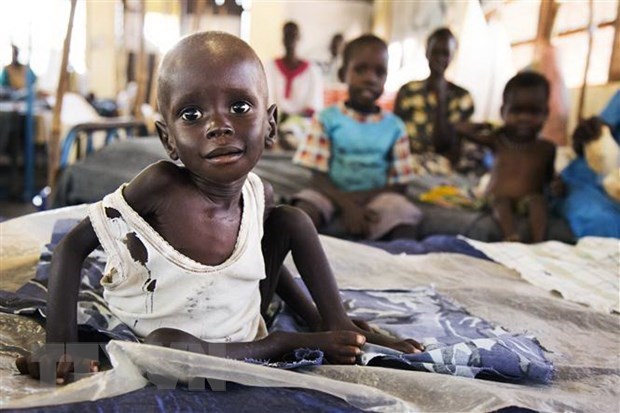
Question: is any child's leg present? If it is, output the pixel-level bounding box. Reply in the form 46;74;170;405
262;205;350;326
292;200;323;228
526;194;548;243
262;205;423;353
491;196;519;241
291;189;335;229
365;193;422;241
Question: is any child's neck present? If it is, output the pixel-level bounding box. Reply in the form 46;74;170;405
500;133;538;150
187;169;245;208
282;53;300;69
345;100;380;115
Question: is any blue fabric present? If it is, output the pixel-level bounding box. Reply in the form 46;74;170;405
320;105;405;191
1;382;363;413
558;157;620;238
363;235;490;260
272;286;553;384
0;65;36;89
600;90;620;142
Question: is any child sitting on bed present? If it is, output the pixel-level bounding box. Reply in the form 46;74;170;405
293;34;421;240
458;71;556;243
17;32;423;384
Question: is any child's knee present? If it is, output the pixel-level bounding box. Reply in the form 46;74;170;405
267;205;316;235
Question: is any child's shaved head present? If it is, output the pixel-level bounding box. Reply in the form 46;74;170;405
157;31;267;116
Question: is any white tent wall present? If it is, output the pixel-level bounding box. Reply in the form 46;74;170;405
248;0;373;64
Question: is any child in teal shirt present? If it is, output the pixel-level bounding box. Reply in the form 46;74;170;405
293;35;421;240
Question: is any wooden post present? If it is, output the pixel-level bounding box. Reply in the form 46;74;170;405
536;0;559;47
47;0;77;190
608;0;620;81
149;54;160;111
131;1;147;121
577;0;595;121
193;0;206;33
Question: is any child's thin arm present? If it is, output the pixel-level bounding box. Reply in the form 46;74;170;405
144;327;365;365
46;218;100;343
455;122;496;148
17;218;101;382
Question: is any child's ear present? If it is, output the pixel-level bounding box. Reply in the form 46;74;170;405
265;104;278;148
338;66;346;83
499;104;507;121
155;120;179;160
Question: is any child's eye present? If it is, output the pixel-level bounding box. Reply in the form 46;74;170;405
230;101;251;114
180;108;202;122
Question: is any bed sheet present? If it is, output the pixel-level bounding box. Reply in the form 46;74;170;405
1;206;618;412
1;219;552;384
464;236;620;313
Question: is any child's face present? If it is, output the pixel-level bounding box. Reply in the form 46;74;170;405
426;36;456;76
283;25;299;55
157;51;275;184
501;87;548;141
343;44;388;111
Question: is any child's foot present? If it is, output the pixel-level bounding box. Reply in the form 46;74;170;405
325;318;424;354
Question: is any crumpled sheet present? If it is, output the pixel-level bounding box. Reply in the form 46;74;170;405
464;236;620;313
1;218;552;384
1;206;619;412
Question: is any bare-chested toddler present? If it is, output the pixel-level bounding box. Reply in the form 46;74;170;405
17;31;423;383
458;71;556;243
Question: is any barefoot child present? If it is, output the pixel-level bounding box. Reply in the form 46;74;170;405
293;35;421;240
18;32;422;383
459;71;555;243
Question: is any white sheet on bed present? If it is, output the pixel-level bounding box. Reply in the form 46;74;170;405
1;207;619;412
463;236;620;313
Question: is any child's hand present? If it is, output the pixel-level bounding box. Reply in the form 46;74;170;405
16;350;99;384
455;122;494;139
326;318;425;354
317;331;366;364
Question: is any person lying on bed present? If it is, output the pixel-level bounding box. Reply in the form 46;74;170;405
292;34;422;241
457;71;557;243
17;31;423;384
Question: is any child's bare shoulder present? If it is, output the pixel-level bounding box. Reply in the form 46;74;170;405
123;160;185;212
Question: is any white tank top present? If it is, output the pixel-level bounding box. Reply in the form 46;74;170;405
88;172;267;343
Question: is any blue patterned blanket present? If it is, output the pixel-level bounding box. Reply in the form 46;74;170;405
0;219;552;384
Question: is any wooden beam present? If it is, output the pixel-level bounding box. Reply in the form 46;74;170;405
48;0;77;190
536;0;560;45
577;0;595;121
609;6;620;81
511;20;616;48
149;54;160;112
131;1;147;121
192;0;206;33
